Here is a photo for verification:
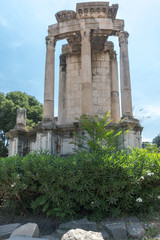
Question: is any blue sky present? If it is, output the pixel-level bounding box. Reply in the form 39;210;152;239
0;0;160;142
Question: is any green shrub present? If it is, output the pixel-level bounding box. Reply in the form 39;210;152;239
0;148;160;220
72;113;125;155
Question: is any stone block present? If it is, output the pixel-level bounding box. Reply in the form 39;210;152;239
74;98;81;107
74;62;80;70
66;70;71;77
96;68;103;76
93;90;99;98
56;229;68;238
66;57;71;64
75;107;81;114
67;63;74;71
92;83;98;90
41;234;60;240
67;92;75;99
101;89;107;97
92;53;97;61
97;52;105;61
74;91;81;98
126;216;145;239
98;83;106;89
105;220;127;240
7;237;47;240
100;61;107;68
0;223;21;238
98;98;107;106
101;230;110;240
11;223;39;238
92;61;100;68
58;219;98;232
61;229;104;240
93;97;98;105
71;55;79;63
92;68;97;76
71;70;79;77
104;53;110;61
67;106;74;114
101;68;108;76
101;76;107;82
92;76;101;83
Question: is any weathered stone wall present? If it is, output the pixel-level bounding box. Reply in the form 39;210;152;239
92;50;111;117
65;53;82;124
59;44;113;124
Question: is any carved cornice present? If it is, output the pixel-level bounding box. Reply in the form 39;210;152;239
46;36;56;49
55;10;76;23
55;2;119;23
119;31;129;46
76;2;118;20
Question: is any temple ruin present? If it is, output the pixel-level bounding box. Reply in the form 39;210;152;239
8;2;143;156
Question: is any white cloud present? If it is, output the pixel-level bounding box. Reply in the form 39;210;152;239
0;16;9;27
134;105;160;123
142;137;152;143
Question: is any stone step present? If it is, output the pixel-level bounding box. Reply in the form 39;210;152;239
0;224;21;238
7;237;47;240
11;223;39;238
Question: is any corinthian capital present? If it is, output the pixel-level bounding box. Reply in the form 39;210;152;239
46;36;56;49
81;29;90;41
119;31;129;46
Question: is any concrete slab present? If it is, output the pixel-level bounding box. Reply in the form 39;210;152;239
0;223;21;238
11;223;39;238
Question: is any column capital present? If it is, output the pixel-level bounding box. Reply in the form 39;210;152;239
81;29;90;41
119;31;129;46
109;50;117;61
45;36;56;49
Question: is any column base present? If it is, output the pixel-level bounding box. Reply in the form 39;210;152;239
120;116;143;148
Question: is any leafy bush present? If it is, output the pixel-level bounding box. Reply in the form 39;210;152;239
72;113;125;155
0;148;160;220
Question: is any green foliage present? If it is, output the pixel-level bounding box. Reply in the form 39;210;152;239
152;134;160;148
0;91;43;157
0;91;43;132
0;148;160;220
0;130;8;157
143;143;160;153
72;113;125;155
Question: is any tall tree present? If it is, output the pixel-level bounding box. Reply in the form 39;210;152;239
0;91;43;157
152;134;160;148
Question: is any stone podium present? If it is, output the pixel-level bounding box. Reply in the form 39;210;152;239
8;2;142;156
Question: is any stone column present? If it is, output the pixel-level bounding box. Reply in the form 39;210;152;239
119;31;133;117
16;108;26;126
58;54;66;125
81;29;93;115
110;51;120;123
43;36;55;121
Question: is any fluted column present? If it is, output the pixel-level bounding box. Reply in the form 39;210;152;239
58;54;66;125
119;31;133;117
110;51;120;123
81;29;93;115
43;36;55;121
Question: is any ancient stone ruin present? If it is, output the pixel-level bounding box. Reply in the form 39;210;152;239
7;2;142;156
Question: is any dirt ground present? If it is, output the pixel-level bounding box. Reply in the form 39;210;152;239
0;209;60;235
